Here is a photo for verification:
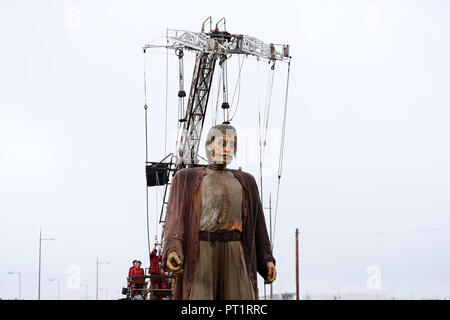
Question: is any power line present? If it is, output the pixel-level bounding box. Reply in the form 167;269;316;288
301;226;450;237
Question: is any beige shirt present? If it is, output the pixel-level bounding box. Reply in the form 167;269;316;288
194;168;243;232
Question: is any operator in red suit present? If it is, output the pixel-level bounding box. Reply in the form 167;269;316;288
149;247;169;299
129;260;146;297
128;260;137;277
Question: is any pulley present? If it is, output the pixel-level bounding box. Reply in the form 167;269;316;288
176;48;187;123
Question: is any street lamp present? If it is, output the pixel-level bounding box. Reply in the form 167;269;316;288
38;228;58;300
96;256;110;300
8;271;21;300
81;284;89;300
49;278;61;300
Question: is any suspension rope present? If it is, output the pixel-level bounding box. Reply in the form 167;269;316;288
165;40;169;155
225;58;230;122
258;59;276;294
175;49;185;150
210;62;215;128
143;48;152;257
249;58;264;289
272;61;290;250
256;59;264;199
229;55;245;121
155;187;158;243
214;69;222;125
220;56;229;123
262;61;275;163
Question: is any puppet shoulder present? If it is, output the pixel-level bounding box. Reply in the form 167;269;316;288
229;168;257;185
173;166;204;181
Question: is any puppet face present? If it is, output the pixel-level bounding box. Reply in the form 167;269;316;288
206;132;236;165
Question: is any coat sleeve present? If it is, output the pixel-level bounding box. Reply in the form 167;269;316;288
162;170;186;270
251;175;276;279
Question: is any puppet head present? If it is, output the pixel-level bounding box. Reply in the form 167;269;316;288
205;124;237;166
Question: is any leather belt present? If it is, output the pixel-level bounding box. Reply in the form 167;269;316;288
199;230;242;242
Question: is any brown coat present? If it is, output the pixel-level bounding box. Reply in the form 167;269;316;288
162;166;275;300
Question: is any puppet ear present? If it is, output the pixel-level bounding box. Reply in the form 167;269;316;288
205;135;215;149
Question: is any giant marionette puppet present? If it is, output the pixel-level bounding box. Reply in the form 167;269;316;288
162;124;276;300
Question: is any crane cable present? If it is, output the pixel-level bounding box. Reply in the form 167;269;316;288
143;48;152;257
143;44;173;258
214;68;222;125
262;61;275;163
258;61;275;221
256;59;264;200
165;40;169;156
272;61;291;250
156;41;170;242
229;55;245;121
244;58;263;288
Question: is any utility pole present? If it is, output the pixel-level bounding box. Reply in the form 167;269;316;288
38;228;58;300
295;228;299;300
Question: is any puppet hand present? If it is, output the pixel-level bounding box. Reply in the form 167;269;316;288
167;251;184;276
265;261;277;284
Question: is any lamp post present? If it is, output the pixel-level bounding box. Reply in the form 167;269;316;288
96;256;110;300
81;283;89;300
8;271;21;300
38;228;58;300
49;278;61;300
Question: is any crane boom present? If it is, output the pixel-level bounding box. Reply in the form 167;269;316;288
144;29;290;63
177;51;216;165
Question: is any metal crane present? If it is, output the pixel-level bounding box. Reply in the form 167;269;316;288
144;16;290;230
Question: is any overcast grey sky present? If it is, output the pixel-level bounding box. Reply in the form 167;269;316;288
1;0;450;300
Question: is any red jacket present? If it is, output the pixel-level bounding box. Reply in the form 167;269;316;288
128;266;135;277
150;249;163;275
129;267;145;284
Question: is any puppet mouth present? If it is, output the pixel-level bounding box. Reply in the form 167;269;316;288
216;153;230;158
